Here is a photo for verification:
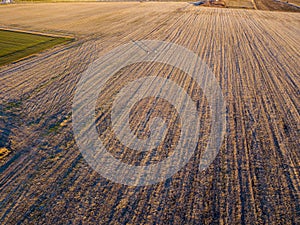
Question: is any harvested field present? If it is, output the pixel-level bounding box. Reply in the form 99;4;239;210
0;2;299;225
254;0;300;11
286;0;300;7
225;0;255;8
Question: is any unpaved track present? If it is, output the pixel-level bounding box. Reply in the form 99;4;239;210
0;3;299;224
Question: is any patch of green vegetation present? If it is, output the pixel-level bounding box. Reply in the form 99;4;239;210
48;122;61;134
4;100;22;111
47;113;72;134
0;29;72;66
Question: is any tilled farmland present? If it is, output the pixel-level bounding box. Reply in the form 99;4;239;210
0;3;299;224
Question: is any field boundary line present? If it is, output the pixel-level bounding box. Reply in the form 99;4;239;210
0;26;74;39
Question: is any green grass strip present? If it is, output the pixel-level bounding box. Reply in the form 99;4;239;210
0;29;72;66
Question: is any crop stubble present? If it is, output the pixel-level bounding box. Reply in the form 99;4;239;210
0;3;299;224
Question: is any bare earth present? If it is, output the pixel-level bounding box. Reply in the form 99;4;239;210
0;3;299;225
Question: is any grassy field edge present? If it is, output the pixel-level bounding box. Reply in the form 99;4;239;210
0;29;74;66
